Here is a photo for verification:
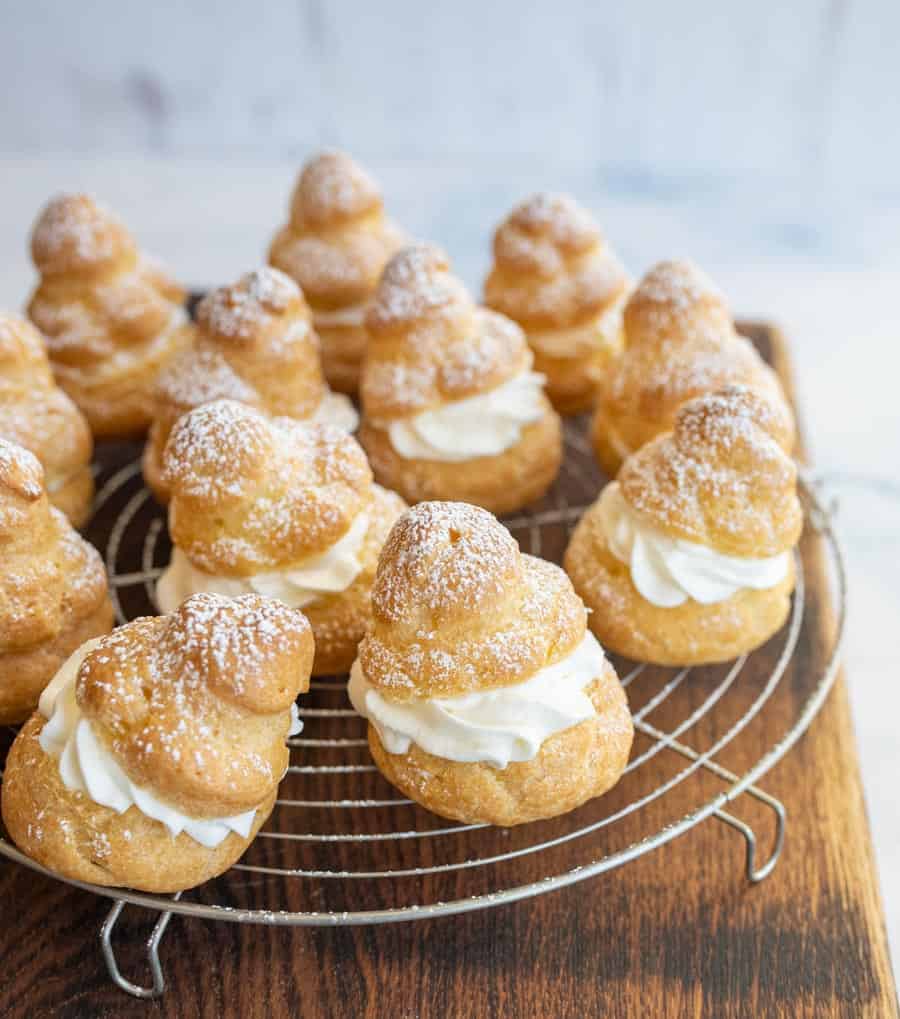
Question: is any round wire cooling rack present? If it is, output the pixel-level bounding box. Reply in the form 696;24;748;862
0;420;847;1001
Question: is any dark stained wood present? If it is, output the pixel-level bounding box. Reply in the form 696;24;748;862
0;325;896;1019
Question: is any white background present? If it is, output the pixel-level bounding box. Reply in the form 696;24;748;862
0;0;898;978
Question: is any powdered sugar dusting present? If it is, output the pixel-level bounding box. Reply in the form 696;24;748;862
197;267;302;343
31;193;131;274
0;437;45;501
372;501;520;623
495;192;600;274
294;150;381;227
368;244;465;328
619;386;800;550
77;593;309;799
164;400;370;572
157;347;258;411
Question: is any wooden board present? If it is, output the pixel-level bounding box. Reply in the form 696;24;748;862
0;325;896;1019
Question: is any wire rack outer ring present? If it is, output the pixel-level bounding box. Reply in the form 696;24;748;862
0;466;846;935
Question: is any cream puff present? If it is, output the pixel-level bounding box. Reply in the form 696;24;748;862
0;312;94;527
2;592;311;892
155;399;405;676
358;245;563;516
484;193;630;415
0;439;113;724
142;266;357;504
268;150;408;394
26;193;194;438
590;259;795;476
566;386;802;666
349;501;634;826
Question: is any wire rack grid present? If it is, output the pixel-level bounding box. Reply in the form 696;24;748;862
0;419;847;1001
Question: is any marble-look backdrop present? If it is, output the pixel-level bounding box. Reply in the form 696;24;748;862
0;0;895;193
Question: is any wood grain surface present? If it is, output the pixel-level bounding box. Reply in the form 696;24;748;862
0;325;896;1019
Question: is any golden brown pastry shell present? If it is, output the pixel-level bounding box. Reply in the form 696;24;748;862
315;321;368;395
302;484;407;676
0;597;114;726
2;714;275;892
366;660;634;826
48;464;95;528
357;407;562;517
531;339;619;417
52;319;192;439
564;513;797;666
141;419;169;504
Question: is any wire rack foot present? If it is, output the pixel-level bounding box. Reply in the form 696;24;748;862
634;719;787;883
714;801;786;883
100;895;180;1000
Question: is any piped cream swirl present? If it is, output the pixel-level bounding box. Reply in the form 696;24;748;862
156;511;370;614
348;631;605;769
598;482;790;607
37;640;302;848
311;389;359;433
382;370;546;462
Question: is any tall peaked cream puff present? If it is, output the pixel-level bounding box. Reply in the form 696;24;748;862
350;501;634;826
142;267;357;503
0;312;94;526
484;193;630;415
358;245;563;516
268;151;408;394
27;193;194;438
0;439;113;724
591;259;795;476
156;400;406;676
2;592;312;892
566;386;802;666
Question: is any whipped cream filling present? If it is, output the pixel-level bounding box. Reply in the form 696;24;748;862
348;631;604;769
310;390;359;433
156;511;370;615
529;299;625;361
598;482;790;608
37;640;302;848
382;370;546;462
313;303;368;329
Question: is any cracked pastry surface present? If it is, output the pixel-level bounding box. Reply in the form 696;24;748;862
358;244;563;516
268;151;408;394
590;259;795;476
0;312;94;526
26;193;194;438
484;193;630;415
567;386;803;665
350;501;633;825
0;439;113;724
143;266;357;503
2;592;312;892
156;399;405;675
